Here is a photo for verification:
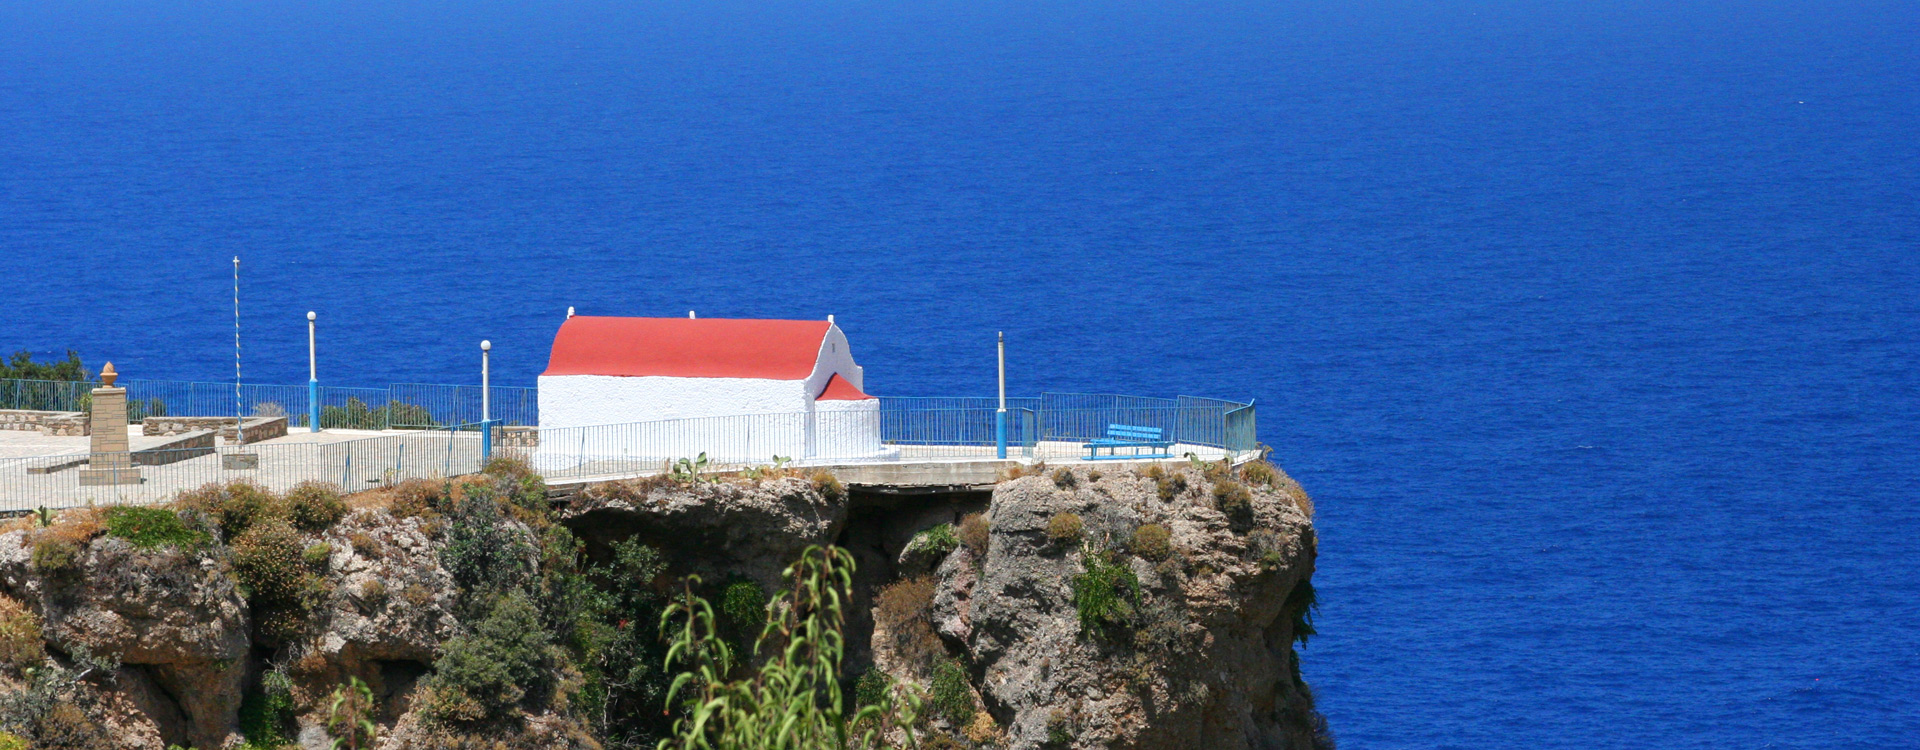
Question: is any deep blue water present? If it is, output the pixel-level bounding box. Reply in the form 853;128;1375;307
4;1;1918;746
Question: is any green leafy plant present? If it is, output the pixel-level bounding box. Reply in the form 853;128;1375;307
669;453;713;484
1071;547;1141;640
657;546;922;749
102;507;210;550
325;676;379;750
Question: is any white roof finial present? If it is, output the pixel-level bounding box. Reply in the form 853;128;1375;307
567;306;575;319
688;310;696;319
827;314;835;324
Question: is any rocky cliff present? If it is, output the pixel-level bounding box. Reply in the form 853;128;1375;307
0;458;1327;749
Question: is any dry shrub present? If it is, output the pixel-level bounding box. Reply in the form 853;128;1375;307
810;470;844;501
1242;460;1313;517
1046;513;1083;545
348;531;381;558
1213;480;1254;530
874;576;943;674
41;507;104;547
0;595;44;672
964;712;1003;745
1140;464;1166;481
1131;523;1173;561
1001;461;1047;481
958;513;990;557
1052;468;1078;490
403;584;435;608
29;508;104;576
389;478;446;519
1248;528;1289;570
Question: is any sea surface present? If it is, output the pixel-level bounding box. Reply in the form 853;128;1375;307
2;1;1917;747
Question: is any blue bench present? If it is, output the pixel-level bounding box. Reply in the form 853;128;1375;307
1084;424;1174;460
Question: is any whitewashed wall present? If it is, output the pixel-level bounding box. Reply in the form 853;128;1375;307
814;398;888;458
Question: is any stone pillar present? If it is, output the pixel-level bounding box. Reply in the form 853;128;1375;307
79;362;143;486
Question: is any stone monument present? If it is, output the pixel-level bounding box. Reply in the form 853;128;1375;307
78;362;143;486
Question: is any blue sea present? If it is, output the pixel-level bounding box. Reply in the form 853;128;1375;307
3;1;1917;746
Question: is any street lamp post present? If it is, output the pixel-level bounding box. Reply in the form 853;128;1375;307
307;312;319;433
480;340;493;461
996;332;1007;459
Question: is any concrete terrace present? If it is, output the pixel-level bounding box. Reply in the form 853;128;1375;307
0;424;1244;511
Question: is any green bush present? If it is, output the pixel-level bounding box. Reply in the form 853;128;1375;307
908;523;960;559
810;470;845;501
102;507;210;550
1071;550;1141;640
302;542;333;571
1045;710;1075;747
930;658;974;726
232;519;306;604
1131;523;1172;561
1283;579;1318;646
29;539;80;576
1046;513;1083;545
720;577;768;651
0;731;25;750
238;668;296;748
230;518;322;642
284;481;347;532
0;596;44;673
426;590;558;721
439;490;533;607
854;667;890;709
176;481;285;540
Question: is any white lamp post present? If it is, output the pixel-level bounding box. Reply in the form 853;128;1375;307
307;311;319;433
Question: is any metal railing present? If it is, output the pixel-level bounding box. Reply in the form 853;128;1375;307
0;378;539;431
1;386;1256;507
0;425;486;512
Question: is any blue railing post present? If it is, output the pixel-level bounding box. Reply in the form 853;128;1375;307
481;419;497;462
308;379;320;433
995;410;1007;459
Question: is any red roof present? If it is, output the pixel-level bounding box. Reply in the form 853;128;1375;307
542;316;832;379
815;373;874;401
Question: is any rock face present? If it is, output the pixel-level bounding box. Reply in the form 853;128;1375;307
561;474;849;590
0;530;250;750
292;508;464;734
927;467;1325;750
